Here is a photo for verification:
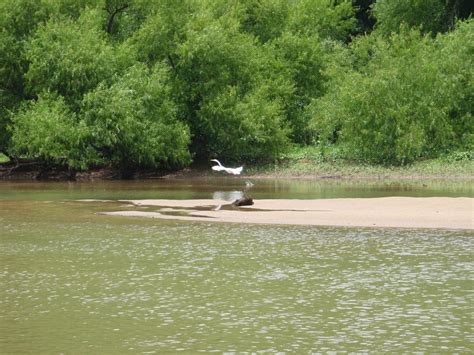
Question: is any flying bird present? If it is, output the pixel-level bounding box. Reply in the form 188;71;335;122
210;159;243;175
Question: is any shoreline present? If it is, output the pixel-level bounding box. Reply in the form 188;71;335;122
100;197;474;230
1;158;473;181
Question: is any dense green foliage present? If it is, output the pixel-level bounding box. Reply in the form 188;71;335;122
312;21;473;164
1;0;472;171
10;93;94;169
82;63;191;169
25;11;120;108
373;0;473;35
373;0;450;35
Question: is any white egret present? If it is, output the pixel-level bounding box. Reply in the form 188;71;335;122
210;159;243;175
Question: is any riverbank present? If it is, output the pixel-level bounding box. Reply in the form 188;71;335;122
145;148;474;180
166;156;474;180
101;197;473;230
242;148;474;180
1;150;473;181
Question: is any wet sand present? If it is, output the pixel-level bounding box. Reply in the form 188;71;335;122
100;197;474;230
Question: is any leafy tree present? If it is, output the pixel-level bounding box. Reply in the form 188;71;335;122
81;64;191;170
175;12;292;161
287;0;356;41
261;0;356;144
9;62;191;171
3;0;472;170
240;0;356;42
435;19;474;149
271;32;328;144
104;0;130;35
197;86;289;162
127;0;193;66
24;9;124;109
240;0;289;43
0;1;46;154
9;93;97;169
127;0;357;158
311;21;474;164
372;0;473;35
104;0;165;42
0;0;101;153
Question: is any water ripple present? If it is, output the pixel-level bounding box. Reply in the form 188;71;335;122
1;219;473;353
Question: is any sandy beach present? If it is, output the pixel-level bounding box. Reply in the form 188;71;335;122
102;197;474;230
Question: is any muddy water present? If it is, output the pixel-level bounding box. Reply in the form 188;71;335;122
1;179;473;353
0;177;472;201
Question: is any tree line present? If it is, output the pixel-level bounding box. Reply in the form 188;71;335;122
0;0;472;171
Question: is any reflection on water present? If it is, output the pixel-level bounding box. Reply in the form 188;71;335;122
212;190;244;201
0;177;472;201
0;180;473;353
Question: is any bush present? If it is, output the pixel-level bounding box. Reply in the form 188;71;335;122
271;31;328;143
240;0;289;43
174;13;292;161
311;22;474;165
9;94;97;169
197;86;289;162
435;20;474;150
0;0;102;153
9;64;192;171
81;64;191;169
442;150;473;162
373;0;448;35
287;0;356;41
24;10;122;108
2;1;472;170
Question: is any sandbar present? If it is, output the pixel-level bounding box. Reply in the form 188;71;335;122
98;197;474;230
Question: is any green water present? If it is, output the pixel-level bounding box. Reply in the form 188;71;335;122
1;179;473;353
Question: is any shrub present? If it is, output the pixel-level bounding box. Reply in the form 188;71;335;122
197;86;289;162
81;64;191;169
24;10;122;108
372;0;449;35
175;14;292;161
271;32;328;144
287;0;356;41
9;94;97;169
311;22;473;165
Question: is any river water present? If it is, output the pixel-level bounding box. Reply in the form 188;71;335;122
1;178;473;353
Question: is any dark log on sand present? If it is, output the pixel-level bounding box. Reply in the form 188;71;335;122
232;196;254;207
